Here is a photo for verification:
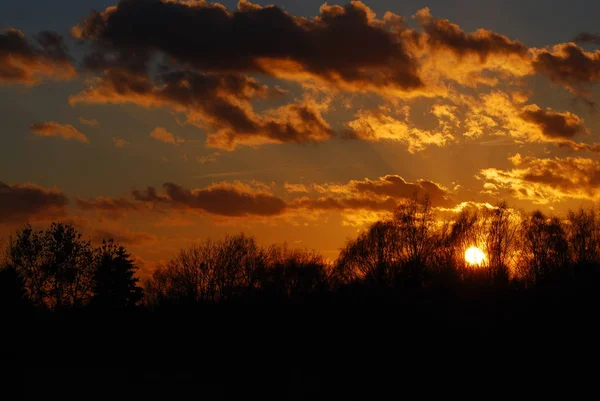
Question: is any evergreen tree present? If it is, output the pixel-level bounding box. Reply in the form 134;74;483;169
92;240;143;308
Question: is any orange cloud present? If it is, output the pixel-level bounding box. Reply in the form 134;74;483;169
326;175;453;206
344;107;454;152
408;8;532;88
0;29;76;85
76;196;142;218
197;152;220;164
113;137;129;148
30;121;89;143
73;174;453;225
78;117;99;126
480;154;600;204
284;183;309;193
149;127;184;144
70;69;333;150
454;91;598;151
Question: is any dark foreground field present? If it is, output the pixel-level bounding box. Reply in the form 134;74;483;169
3;292;600;400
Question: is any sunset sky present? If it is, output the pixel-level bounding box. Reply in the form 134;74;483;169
2;0;600;274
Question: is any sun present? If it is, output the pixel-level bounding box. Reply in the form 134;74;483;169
465;246;486;266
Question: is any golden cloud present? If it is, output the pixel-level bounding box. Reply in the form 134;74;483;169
30;121;89;143
480;153;600;204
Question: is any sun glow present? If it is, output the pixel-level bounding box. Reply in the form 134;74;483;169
465;246;486;266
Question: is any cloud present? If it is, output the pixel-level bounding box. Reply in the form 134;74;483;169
149;127;184;144
292;196;398;212
573;32;600;46
408;8;532;87
519;105;588;140
72;173;452;224
132;181;286;217
113;137;129;148
71;0;423;95
479;153;600;204
197;152;220;164
70;69;333;150
30;121;89;143
456;91;598;151
0;28;76;85
347;175;453;207
436;201;497;214
532;43;600;96
344;107;454;152
306;175;454;208
413;8;527;60
0;182;69;224
284;183;308;193
78;117;99;126
76;196;141;218
287;175;453;226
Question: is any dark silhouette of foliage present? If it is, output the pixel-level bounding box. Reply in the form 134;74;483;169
518;211;569;286
566;208;599;266
5;201;600;397
92;239;143;308
144;234;330;305
8;223;96;309
0;264;27;310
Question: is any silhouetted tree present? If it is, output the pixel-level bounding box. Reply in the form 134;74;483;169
334;219;400;287
92;240;143;308
518;211;569;286
0;240;27;310
144;234;266;304
566;208;599;266
393;195;439;287
262;244;330;299
435;208;482;288
144;234;332;305
8;223;95;309
483;202;520;286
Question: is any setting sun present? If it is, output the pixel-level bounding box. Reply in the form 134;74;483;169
465;247;486;266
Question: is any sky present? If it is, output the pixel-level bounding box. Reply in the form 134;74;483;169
2;0;600;275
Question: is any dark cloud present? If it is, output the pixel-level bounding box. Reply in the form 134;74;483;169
0;182;69;224
71;0;423;92
76;196;141;218
300;175;454;212
413;8;527;61
520;106;588;140
30;121;89;143
347;175;453;207
573;32;600;46
73;174;454;221
0;28;76;85
532;43;600;93
70;68;332;149
132;182;287;217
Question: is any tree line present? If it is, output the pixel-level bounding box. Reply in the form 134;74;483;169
3;196;600;311
1;223;142;310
